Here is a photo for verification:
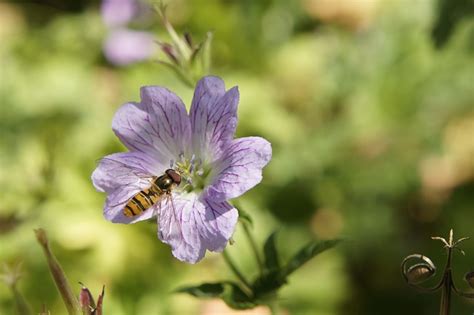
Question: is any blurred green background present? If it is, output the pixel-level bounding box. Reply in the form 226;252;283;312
1;0;473;314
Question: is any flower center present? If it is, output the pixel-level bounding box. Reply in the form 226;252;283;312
172;154;211;193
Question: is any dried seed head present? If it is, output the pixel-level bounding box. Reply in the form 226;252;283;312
401;254;436;285
406;263;436;284
465;270;474;289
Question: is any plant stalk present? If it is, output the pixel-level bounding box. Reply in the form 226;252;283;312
222;250;252;293
439;246;453;315
35;229;81;315
241;222;264;275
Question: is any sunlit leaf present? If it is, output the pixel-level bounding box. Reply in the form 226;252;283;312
283;239;342;277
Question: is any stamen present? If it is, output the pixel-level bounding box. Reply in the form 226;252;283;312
169;159;175;168
170;154;208;193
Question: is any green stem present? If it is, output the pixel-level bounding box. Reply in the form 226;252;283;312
222;250;252;292
242;222;264;275
268;301;279;315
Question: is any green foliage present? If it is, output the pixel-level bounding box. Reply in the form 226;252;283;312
282;239;342;277
178;229;341;310
1;0;474;314
176;281;256;310
263;231;280;272
176;282;226;298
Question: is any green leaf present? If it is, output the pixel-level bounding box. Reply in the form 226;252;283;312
221;283;256;310
251;269;286;299
263;231;280;272
175;282;225;298
176;282;257;310
283;239;342;277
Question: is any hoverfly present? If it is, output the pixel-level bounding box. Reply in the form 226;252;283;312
123;168;181;217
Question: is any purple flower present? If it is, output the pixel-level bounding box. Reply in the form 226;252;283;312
101;0;137;28
103;29;156;66
92;76;272;263
100;0;155;65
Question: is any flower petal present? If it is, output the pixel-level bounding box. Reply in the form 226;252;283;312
112;86;191;163
157;193;238;263
91;152;163;224
189;76;239;162
198;199;238;252
206;137;272;201
157;193;205;263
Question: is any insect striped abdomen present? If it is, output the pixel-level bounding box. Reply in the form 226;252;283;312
124;187;163;217
122;169;182;218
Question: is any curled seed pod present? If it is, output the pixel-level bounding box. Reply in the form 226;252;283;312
406;263;436;284
402;254;436;285
464;270;474;288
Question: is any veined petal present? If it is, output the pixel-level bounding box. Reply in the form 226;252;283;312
206;137;272;201
197;199;238;252
157;193;238;263
190;76;239;162
112;86;191;163
91;152;162;224
92;152;162;192
157;193;205;263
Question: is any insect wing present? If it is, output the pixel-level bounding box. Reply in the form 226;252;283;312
97;156;152;180
97;157;157;209
163;193;177;218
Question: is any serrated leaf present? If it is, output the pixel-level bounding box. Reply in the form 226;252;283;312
263;231;280;272
221;283;256;310
175;282;225;298
283;239;342;277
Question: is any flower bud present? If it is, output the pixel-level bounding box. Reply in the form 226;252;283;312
79;283;105;315
160;43;179;64
79;283;94;315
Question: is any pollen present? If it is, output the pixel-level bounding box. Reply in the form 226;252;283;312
173;154;210;192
